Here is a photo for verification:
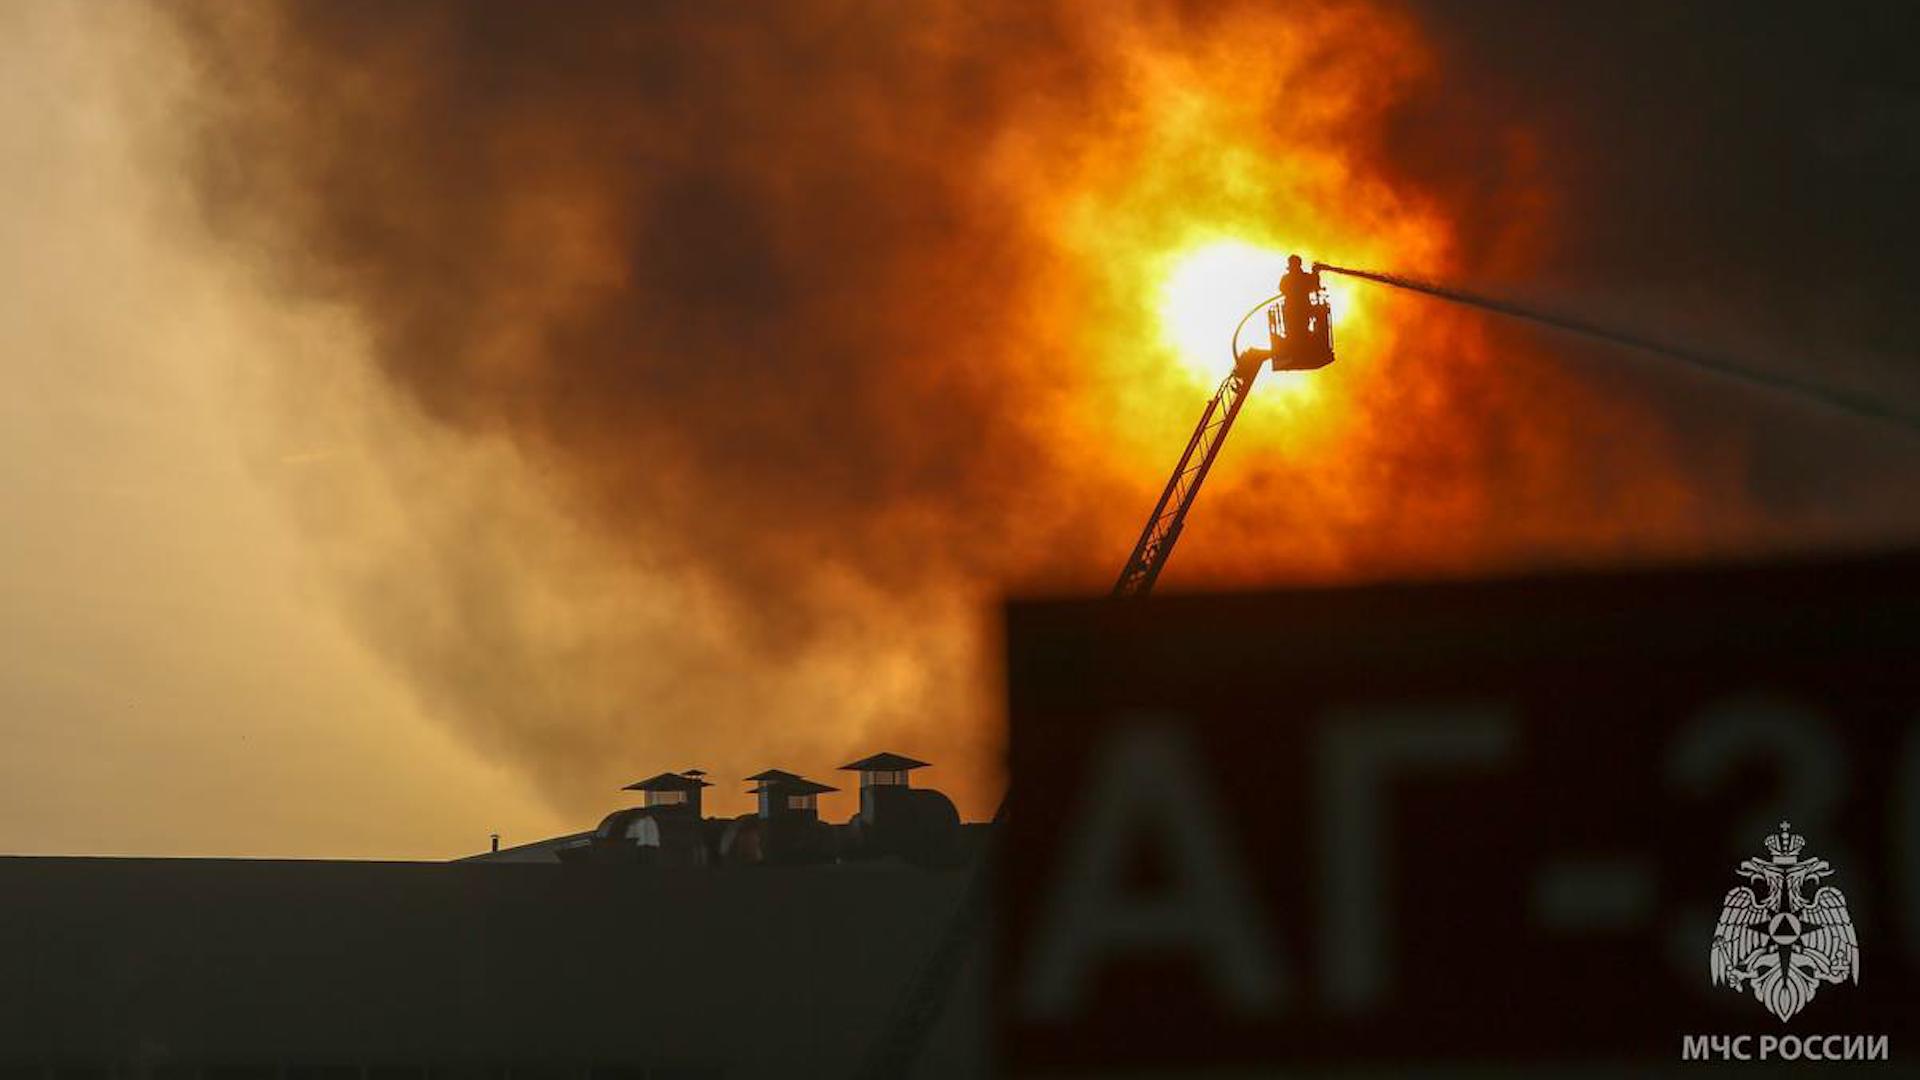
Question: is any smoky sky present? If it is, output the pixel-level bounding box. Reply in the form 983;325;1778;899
1388;3;1920;395
1397;1;1920;337
1378;0;1920;519
188;2;1103;620
171;1;1920;816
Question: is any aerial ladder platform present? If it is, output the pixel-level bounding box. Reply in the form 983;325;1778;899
863;244;1919;1078
1112;260;1335;597
860;254;1335;1079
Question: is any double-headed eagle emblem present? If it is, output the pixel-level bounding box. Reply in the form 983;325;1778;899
1710;821;1858;1022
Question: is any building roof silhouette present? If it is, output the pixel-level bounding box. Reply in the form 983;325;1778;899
747;777;839;796
838;752;930;773
623;771;713;793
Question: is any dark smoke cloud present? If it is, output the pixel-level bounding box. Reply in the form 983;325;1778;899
1383;0;1920;519
175;0;1135;815
173;0;1920;820
1396;2;1920;334
188;1;1090;607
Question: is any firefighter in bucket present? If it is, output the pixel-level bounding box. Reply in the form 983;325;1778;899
1231;253;1335;376
1272;254;1334;371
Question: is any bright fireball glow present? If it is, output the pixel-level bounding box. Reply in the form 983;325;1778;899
1157;240;1289;383
1154;239;1369;406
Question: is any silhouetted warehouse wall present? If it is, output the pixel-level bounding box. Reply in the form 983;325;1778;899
0;858;982;1077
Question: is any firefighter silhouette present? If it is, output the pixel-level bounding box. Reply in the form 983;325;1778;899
1277;254;1320;345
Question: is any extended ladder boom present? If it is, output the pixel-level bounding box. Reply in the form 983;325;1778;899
1112;354;1263;597
862;273;1328;1078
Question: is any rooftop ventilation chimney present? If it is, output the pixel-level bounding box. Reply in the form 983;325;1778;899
743;768;806;818
622;771;713;817
838;752;931;823
744;772;838;821
836;751;960;866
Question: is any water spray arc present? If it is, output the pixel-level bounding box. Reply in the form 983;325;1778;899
1121;256;1920;600
1315;262;1920;437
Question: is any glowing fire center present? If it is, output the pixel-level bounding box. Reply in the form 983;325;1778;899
1156;240;1350;395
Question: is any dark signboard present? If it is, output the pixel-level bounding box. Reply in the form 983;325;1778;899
999;551;1920;1071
